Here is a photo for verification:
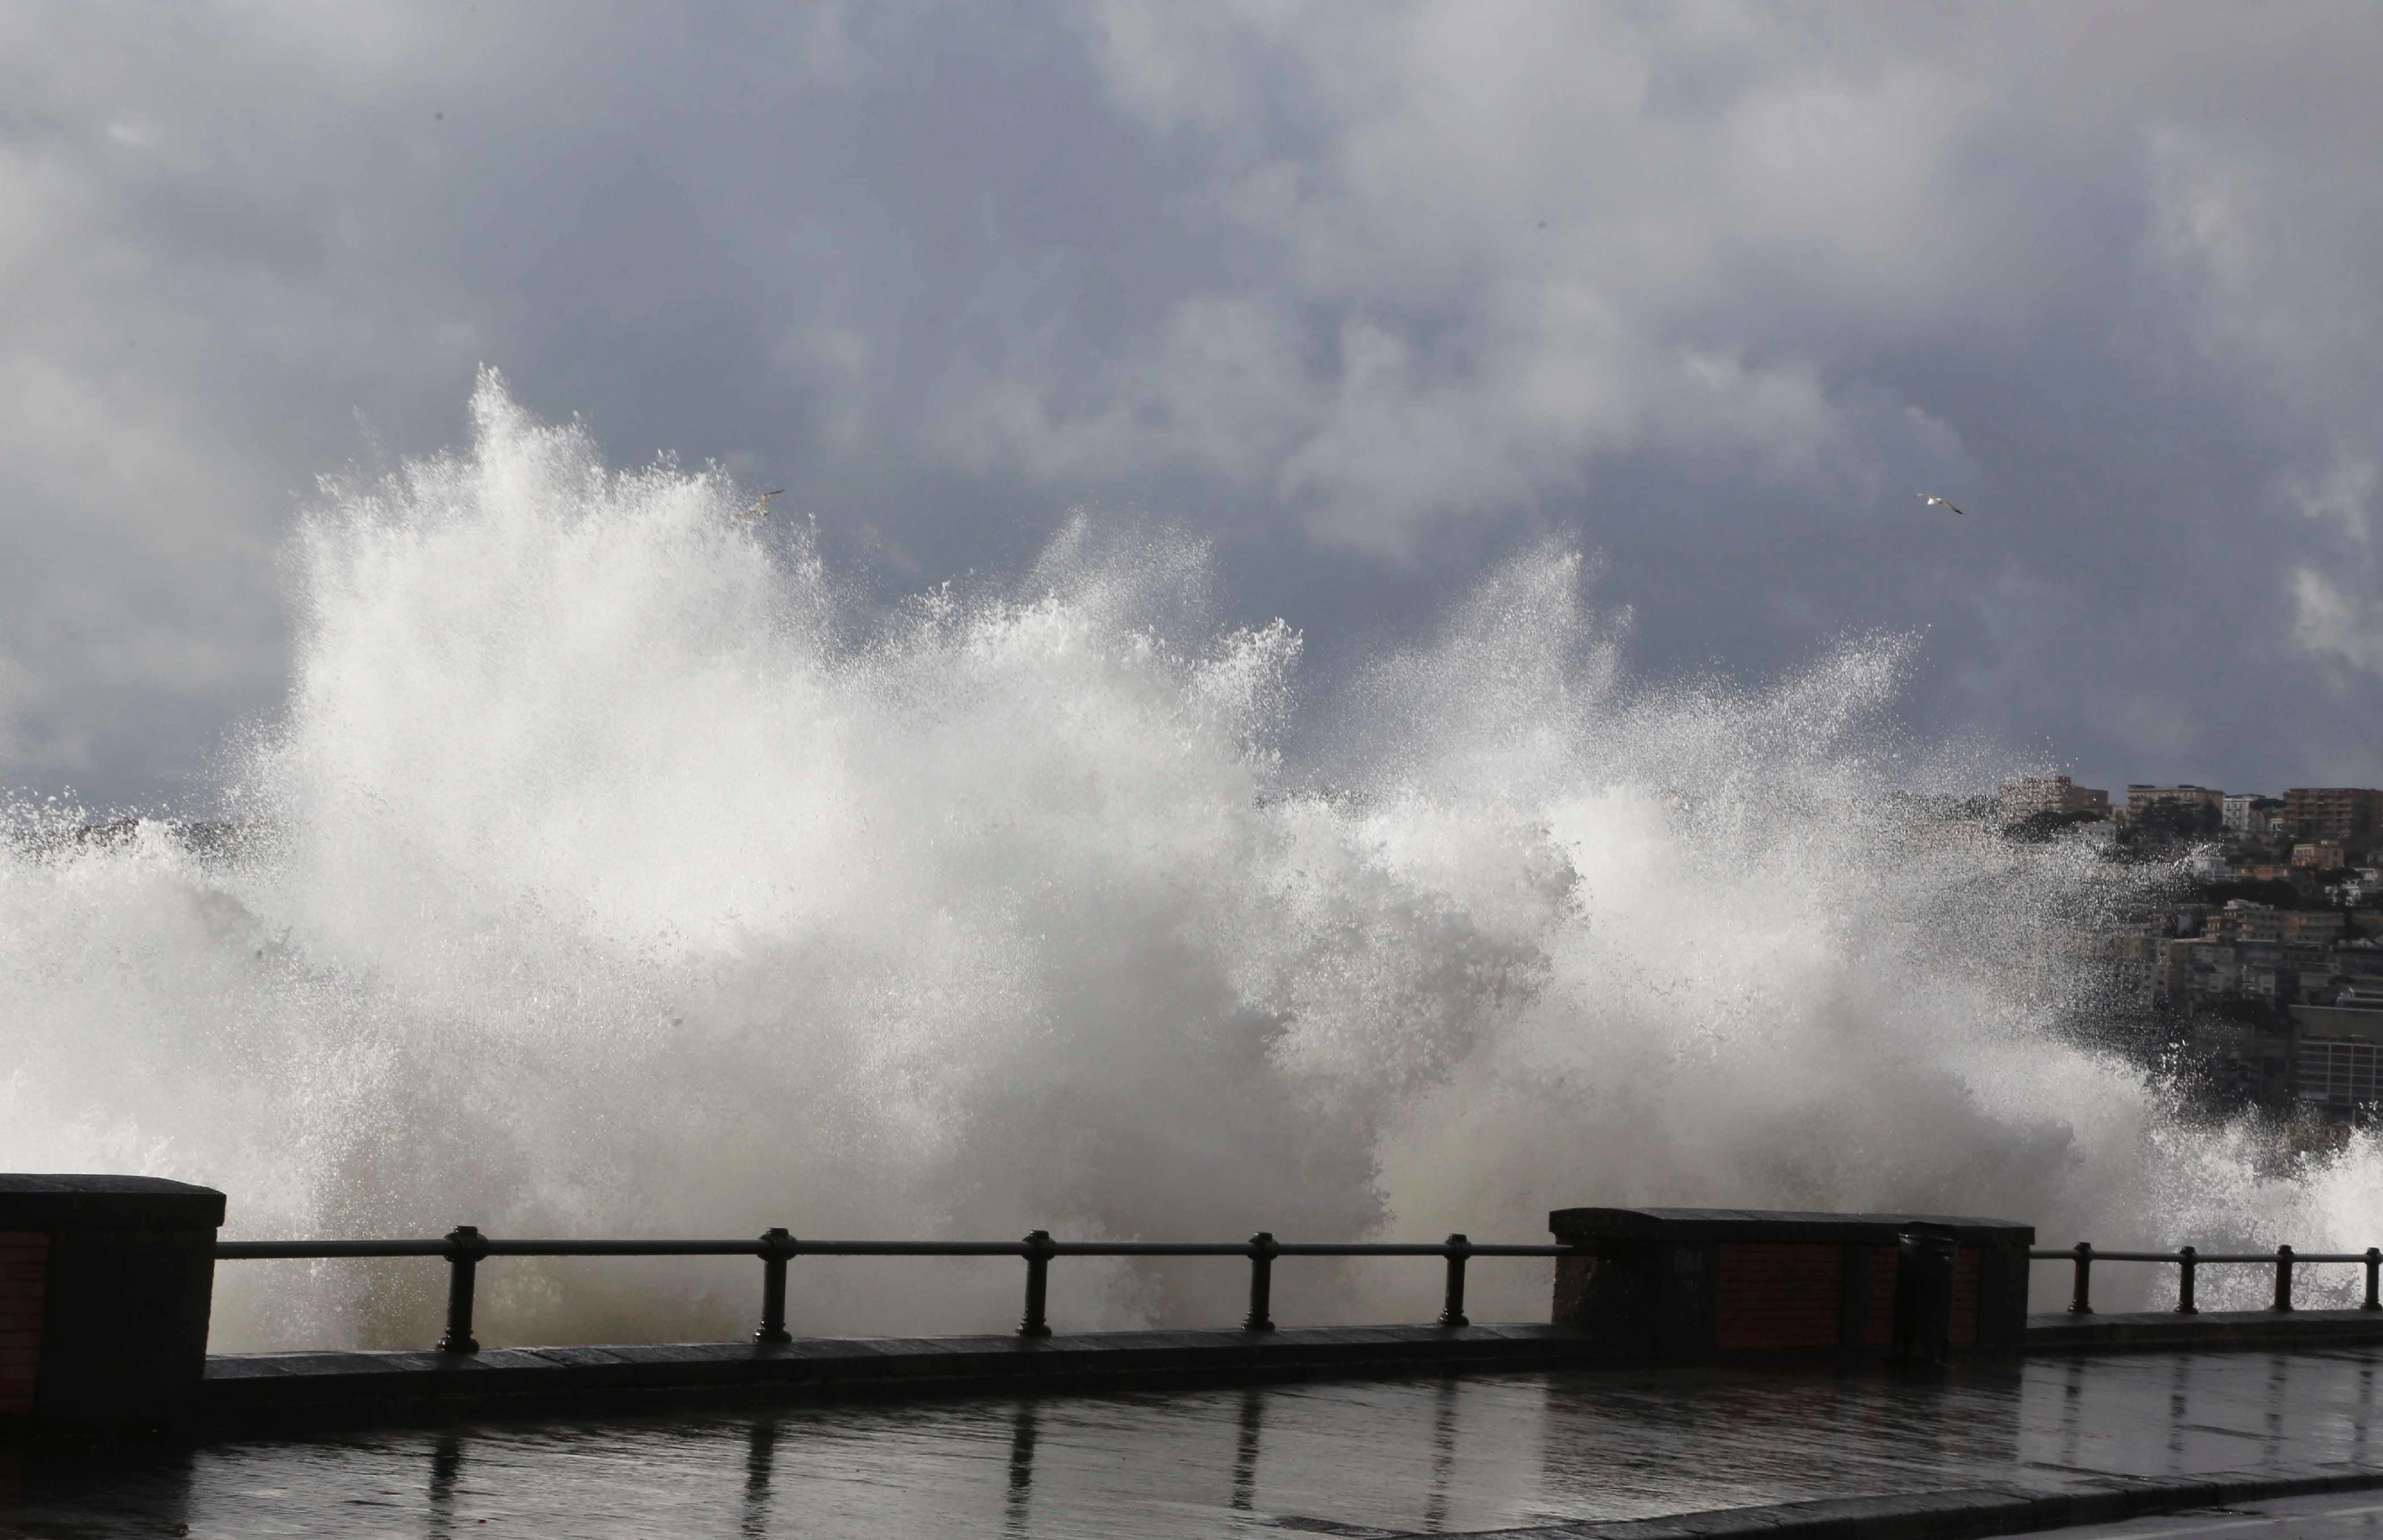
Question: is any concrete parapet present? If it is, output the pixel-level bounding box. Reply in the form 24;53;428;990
0;1174;224;1440
1547;1207;2035;1363
2027;1306;2383;1353
197;1323;1615;1431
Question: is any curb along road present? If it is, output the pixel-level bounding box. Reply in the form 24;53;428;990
1372;1463;2383;1539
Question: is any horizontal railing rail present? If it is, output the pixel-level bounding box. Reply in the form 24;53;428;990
2030;1243;2383;1317
214;1229;1582;1355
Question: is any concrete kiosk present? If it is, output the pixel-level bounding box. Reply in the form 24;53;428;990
0;1174;224;1438
1549;1206;2035;1362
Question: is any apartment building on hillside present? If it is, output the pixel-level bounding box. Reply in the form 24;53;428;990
2001;775;2110;820
2224;794;2278;834
2125;783;2224;823
2284;788;2383;845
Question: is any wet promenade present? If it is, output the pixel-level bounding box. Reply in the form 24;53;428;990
9;1346;2383;1538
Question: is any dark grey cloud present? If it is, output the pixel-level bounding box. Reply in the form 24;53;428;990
3;0;2378;804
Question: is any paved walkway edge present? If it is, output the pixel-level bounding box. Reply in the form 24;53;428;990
198;1323;1618;1431
1427;1461;2383;1539
197;1311;2383;1433
2026;1308;2383;1354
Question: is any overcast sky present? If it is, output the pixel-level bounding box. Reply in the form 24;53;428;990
5;1;2380;807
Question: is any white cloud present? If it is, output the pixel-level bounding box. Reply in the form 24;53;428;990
933;294;1315;487
987;2;2030;547
2293;568;2383;676
2283;455;2378;549
2144;106;2383;678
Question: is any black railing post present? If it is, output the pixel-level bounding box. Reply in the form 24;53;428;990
436;1225;487;1354
2273;1244;2294;1313
1439;1233;1472;1328
2068;1242;2093;1316
1243;1232;1277;1332
1018;1230;1054;1339
755;1228;795;1344
2175;1246;2197;1315
2366;1248;2380;1312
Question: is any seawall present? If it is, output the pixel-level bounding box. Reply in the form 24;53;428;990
199;1323;1614;1431
190;1309;2383;1433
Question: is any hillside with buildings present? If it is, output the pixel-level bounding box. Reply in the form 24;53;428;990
2003;779;2383;1123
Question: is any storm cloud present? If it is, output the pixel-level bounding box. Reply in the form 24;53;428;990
3;1;2378;803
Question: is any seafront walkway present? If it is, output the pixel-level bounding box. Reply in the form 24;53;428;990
18;1182;2383;1535
13;1344;2383;1537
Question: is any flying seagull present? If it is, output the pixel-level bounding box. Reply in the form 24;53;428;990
736;489;785;520
1914;492;1965;516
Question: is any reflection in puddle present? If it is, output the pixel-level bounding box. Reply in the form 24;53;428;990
1230;1387;1264;1514
1004;1400;1038;1537
742;1419;776;1539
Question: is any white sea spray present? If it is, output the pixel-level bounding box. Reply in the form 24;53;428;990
0;373;2357;1349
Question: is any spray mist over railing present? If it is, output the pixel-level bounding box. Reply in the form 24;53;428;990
4;373;2378;1352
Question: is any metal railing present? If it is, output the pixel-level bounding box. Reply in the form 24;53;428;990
2031;1243;2383;1317
214;1229;1581;1354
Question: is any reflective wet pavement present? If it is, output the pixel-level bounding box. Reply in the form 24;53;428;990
9;1348;2383;1538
